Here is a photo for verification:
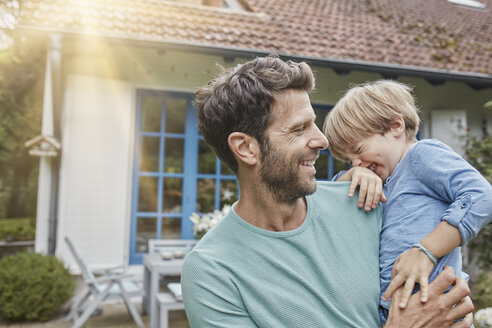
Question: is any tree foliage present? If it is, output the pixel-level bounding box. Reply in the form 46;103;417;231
0;6;46;219
464;104;492;270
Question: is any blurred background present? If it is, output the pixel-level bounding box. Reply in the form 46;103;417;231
0;0;491;326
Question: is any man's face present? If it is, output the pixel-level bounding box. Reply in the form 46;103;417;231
258;89;328;203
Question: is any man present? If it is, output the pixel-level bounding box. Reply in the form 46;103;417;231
181;56;473;327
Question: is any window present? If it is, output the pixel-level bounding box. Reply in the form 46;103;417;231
313;105;350;180
446;0;486;9
130;90;238;264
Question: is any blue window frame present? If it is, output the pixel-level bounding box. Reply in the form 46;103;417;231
129;90;238;265
313;104;350;180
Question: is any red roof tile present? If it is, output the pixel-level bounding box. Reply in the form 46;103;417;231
16;0;492;75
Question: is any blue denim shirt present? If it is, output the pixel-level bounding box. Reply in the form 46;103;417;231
334;139;492;317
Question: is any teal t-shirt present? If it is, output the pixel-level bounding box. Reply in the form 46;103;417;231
181;181;382;327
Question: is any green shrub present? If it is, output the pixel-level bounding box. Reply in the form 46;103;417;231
0;218;36;241
464;132;492;269
472;271;492;311
463;102;492;271
0;252;75;322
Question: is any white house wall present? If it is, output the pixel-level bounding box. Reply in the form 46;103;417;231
56;75;134;273
430;110;467;155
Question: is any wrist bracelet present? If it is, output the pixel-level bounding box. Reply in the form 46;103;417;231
412;242;437;266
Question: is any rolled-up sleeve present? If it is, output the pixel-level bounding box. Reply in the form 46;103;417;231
411;140;492;245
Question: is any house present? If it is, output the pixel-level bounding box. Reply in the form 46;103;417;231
15;0;492;270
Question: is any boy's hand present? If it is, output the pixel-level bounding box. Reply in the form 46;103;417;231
382;247;436;308
338;167;387;211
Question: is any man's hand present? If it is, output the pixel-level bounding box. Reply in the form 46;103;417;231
382;247;435;308
338;167;387;211
385;266;474;328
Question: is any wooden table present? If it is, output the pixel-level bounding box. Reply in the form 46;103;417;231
143;253;185;328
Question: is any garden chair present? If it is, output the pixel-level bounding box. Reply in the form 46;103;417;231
147;238;197;255
64;237;145;328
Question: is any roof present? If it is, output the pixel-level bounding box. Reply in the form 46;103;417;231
16;0;492;82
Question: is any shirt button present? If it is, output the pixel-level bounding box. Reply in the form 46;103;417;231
461;203;468;208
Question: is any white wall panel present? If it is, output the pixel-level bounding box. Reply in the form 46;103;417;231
56;75;134;273
431;110;467;156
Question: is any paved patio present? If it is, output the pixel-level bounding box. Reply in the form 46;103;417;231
0;301;189;328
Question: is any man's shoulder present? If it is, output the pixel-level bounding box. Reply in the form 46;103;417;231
316;180;351;189
312;180;383;225
313;180;351;198
184;213;242;266
312;181;355;210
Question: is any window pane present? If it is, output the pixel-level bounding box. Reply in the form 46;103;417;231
198;140;216;174
220;179;237;208
161;217;182;239
164;138;184;173
140;136;160;172
142;96;162;132
136;217;156;253
315;154;329;180
165;98;186;134
314;108;329;130
163;178;182;213
138;177;158;212
221;161;234;175
196;178;215;213
334;158;350;176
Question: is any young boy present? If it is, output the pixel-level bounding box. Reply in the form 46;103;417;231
323;80;492;326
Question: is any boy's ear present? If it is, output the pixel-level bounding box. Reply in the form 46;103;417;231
389;116;406;138
228;132;260;166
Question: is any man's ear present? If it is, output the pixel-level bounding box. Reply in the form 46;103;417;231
228;132;260;166
389;115;406;138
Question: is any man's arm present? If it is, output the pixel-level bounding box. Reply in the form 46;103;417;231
385;266;474;328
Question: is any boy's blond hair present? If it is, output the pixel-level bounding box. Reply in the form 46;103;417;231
323;80;420;161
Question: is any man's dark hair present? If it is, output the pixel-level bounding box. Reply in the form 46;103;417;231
193;55;315;174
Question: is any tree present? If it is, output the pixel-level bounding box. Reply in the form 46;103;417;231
464;102;492;270
0;1;46;218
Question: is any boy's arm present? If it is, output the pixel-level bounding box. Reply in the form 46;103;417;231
384;140;492;307
415;141;492;246
420;221;462;258
383;222;462;307
335;167;387;211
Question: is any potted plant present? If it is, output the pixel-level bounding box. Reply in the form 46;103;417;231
189;205;231;239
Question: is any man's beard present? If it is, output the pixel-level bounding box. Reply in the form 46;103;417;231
259;139;318;204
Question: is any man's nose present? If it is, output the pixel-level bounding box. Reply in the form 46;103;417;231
309;126;328;150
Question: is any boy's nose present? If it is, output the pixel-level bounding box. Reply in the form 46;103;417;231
352;158;362;167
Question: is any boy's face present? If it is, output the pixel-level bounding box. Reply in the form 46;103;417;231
346;130;409;183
